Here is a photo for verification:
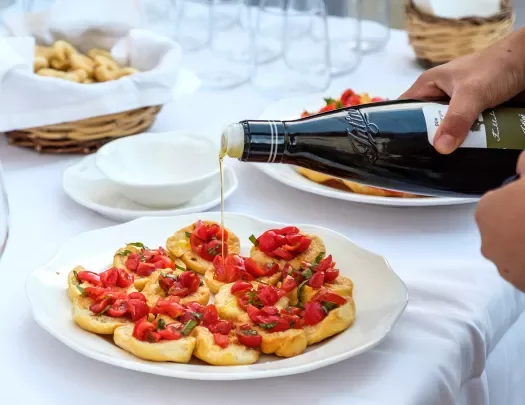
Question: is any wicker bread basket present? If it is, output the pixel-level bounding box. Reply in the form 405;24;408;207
5;105;162;154
406;0;515;68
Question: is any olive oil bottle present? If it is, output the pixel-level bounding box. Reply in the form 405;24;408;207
220;100;525;197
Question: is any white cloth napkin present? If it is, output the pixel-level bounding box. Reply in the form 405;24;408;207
0;0;200;132
413;0;501;19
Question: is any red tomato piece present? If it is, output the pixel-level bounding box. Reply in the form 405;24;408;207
132;317;156;341
125;254;140;272
99;267;118;287
116;268;134;288
244;258;268;277
213;333;229;348
136;262;156;277
257;230;279;253
276;226;300;235
308;271;325;289
281;276;298;293
319;104;336;113
315;255;333;273
340;89;356;105
158;325;183;341
313;289;347;306
247;305;262;323
168;286;189;297
84;286;106;300
193;221;209;240
266;317;290;332
236;326;262;348
207;320;233;335
159;274;177;293
285;233;303;245
107;299;128;317
151;297;185;319
153;255;174;269
76;271;102;286
158;246;167;255
371;96;385;103
202;304;219;326
303;301;326;326
231;281;253;296
296;236;312;253
214;254;243;283
257;286;280;306
272;247;294;261
324;268;339;283
190;233;205;254
128;292;147;302
89;298;111;314
127;299;150;321
178;271;201;294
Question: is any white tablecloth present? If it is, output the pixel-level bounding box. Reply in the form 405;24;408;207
1;29;525;405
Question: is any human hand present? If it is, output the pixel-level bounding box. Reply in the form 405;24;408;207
475;152;525;291
399;28;525;154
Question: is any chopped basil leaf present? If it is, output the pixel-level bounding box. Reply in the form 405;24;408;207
211;235;217;240
181;319;198;336
301;268;313;280
146;331;156;343
297;279;309;304
323;97;336;105
266;263;274;269
97;304;112;316
207;247;219;255
185;232;191;238
259;322;277;330
290;321;295;328
311;252;325;268
199;279;204;286
157;318;166;330
249;235;258;246
247;291;261;307
242;329;258;336
117;249;132;257
175;264;185;271
73;270;78;280
321;301;338;315
127;242;145;248
76;285;86;296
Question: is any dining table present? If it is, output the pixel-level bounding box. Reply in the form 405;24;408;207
1;27;525;405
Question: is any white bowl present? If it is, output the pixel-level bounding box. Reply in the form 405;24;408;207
95;131;220;208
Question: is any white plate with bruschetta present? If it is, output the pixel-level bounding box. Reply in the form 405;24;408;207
26;212;407;380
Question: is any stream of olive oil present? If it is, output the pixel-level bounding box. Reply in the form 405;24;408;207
219;154;225;259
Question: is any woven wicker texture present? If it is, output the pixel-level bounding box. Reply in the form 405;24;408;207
406;0;515;66
5;106;161;154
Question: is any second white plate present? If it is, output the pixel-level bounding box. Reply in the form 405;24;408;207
255;95;479;207
63;155;238;222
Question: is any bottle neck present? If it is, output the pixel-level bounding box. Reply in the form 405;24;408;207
239;120;287;163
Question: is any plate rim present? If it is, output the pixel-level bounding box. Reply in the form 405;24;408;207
62;157;239;219
256;96;479;207
26;212;408;380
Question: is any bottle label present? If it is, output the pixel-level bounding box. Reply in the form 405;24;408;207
422;103;525;150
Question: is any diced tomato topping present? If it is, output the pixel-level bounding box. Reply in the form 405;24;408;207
189;221;229;262
76;271;102;286
231;281;253;295
125;254;140;272
247;305;262;323
132;317;156;341
107;299;128;317
89;298;111;314
177;271;201;294
303;301;326;326
99;267;118;287
151;297;185;319
207;320;233;335
153;255;175;270
308;271;325;288
324;268;339;283
313;289;347;306
244;258;278;278
256;227;311;260
371;96;385;103
236;325;262;348
136;262;156;277
257;285;280;306
127;299;150;321
340;89;356;106
116;268;134;287
281;276;298;292
213;333;229;348
266;318;290;332
202;304;219;326
314;255;333;273
128;292;147;302
84;286;106;300
213;254;243;283
158;324;183;341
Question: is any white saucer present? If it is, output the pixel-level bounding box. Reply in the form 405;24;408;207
63;155;238;222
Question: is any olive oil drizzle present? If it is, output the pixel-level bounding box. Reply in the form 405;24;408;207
219;154;225;259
